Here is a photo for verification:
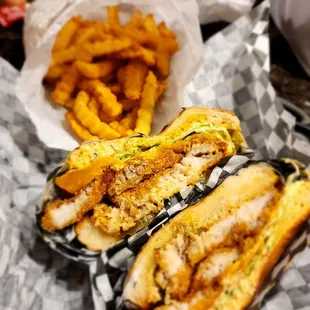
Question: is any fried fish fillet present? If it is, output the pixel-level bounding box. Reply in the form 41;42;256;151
123;162;310;310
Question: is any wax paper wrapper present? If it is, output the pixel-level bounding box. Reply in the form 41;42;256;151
16;0;204;151
1;1;310;310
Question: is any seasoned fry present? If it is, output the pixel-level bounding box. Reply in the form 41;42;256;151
120;98;139;111
155;80;168;101
76;44;93;62
52;16;81;52
109;120;134;136
120;107;138;129
107;5;120;26
116;65;126;85
73;91;120;139
156;45;170;77
65;111;99;141
127;10;143;28
135;71;157;135
79;80;122;117
76;60;117;79
88;97;100;116
52;46;78;65
108;83;122;95
84;38;132;57
139;46;156;66
45;64;70;81
143;14;159;36
46;12;177;142
124;59;148;100
52;65;80;106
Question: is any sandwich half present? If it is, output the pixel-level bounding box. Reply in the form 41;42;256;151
40;108;247;251
123;160;310;309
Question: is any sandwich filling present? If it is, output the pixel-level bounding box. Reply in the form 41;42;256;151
149;190;280;309
41;131;234;233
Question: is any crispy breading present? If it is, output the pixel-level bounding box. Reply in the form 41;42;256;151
93;134;228;235
41;173;111;231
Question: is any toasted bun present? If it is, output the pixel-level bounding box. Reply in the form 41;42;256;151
123;162;310;309
66;108;242;171
75;216;120;252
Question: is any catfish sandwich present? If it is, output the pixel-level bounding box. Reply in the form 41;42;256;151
123;160;310;310
39;108;247;251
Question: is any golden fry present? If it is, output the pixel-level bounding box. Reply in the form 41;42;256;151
120;107;138;129
52;16;81;52
109;120;133;136
139;46;156;66
52;46;78;65
134;71;157;135
76;44;93;62
84;38;132;57
99;110;120;123
155;80;168;101
52;65;80;106
124;59;148;100
73;91;120;139
108;83;122;95
156;45;170;77
107;5;120;26
76;60;117;79
65;111;99;141
45;64;70;80
116;65;126;86
88;97;100;116
120;98;139;111
79;79;122;117
127;10;143;28
143;14;159;36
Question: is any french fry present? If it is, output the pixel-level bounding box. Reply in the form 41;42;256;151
158;22;179;54
139;46;156;66
155;80;168;101
120;107;138;129
52;16;81;52
88;97;100;116
134;71;157;135
45;64;70;81
109;120;133;136
108;83;122;95
79;80;122;117
107;5;120;26
76;60;118;79
127;10;143;29
116;65;126;86
84;38;132;57
73;91;120;139
76;44;93;62
52;46;78;65
120;98;139;111
99;110;122;123
65;111;99;141
124;59;148;100
52;65;80;106
156;45;170;77
143;14;160;36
